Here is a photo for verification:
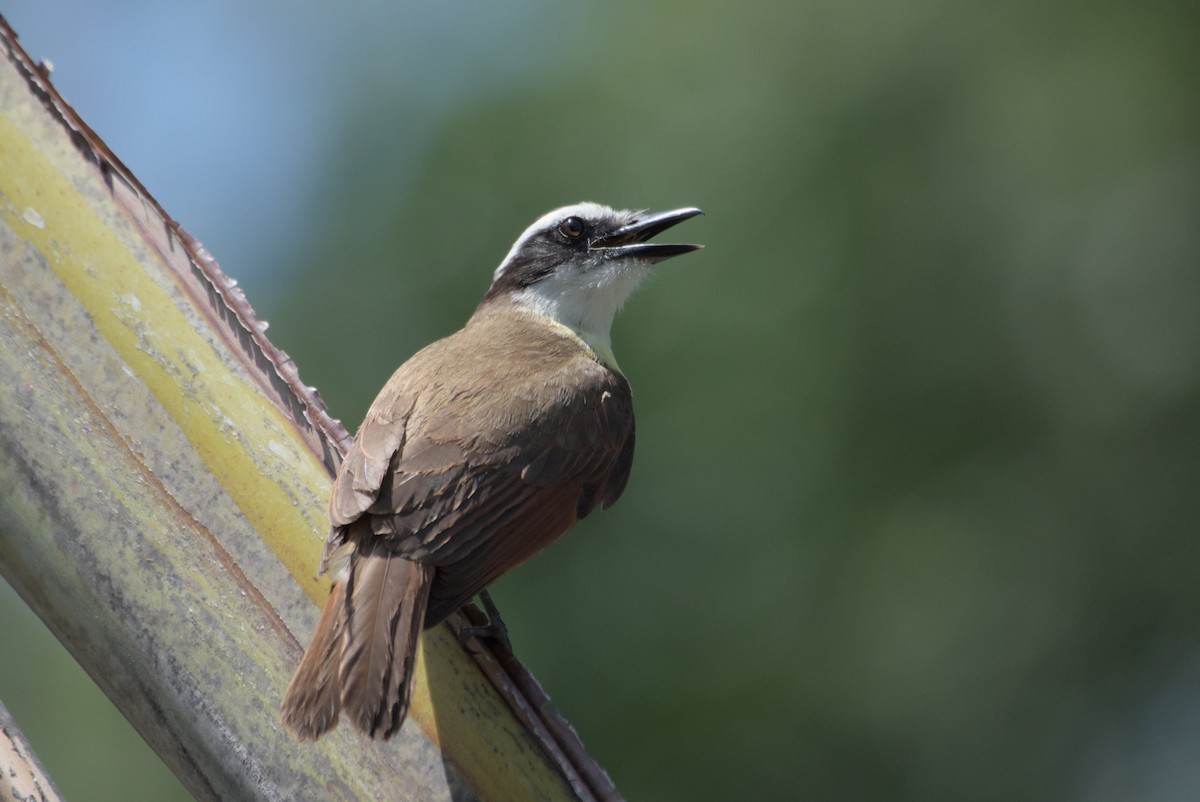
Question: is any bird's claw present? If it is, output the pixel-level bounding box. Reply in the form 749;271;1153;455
457;589;513;654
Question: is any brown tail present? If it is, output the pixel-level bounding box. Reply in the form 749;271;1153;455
280;544;433;741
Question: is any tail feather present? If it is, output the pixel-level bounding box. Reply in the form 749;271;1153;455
339;543;434;740
280;581;348;741
280;544;433;741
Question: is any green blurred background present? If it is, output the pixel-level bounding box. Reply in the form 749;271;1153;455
3;0;1199;800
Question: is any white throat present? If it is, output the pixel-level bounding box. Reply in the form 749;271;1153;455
509;262;646;368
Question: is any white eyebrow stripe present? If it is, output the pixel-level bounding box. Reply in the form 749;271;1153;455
492;202;618;282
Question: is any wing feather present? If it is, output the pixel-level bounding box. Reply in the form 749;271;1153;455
324;309;636;622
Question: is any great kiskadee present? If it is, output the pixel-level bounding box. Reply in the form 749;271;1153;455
280;202;703;740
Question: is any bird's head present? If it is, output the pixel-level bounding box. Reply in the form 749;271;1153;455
482;202;703;363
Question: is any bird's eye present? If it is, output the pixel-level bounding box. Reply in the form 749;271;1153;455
559;217;585;239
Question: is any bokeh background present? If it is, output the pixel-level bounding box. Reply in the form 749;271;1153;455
2;1;1198;800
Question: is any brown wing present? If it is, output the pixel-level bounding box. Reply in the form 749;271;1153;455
318;375;415;575
323;309;636;625
381;374;633;625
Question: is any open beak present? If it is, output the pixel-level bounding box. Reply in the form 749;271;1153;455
591;207;704;263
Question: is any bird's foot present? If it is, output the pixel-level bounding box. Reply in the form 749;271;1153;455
458;590;513;654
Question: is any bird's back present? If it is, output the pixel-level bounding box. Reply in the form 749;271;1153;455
327;300;637;624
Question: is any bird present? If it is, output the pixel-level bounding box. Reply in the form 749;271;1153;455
280;202;703;741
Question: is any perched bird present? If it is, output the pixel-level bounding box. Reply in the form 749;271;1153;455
280;202;703;740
